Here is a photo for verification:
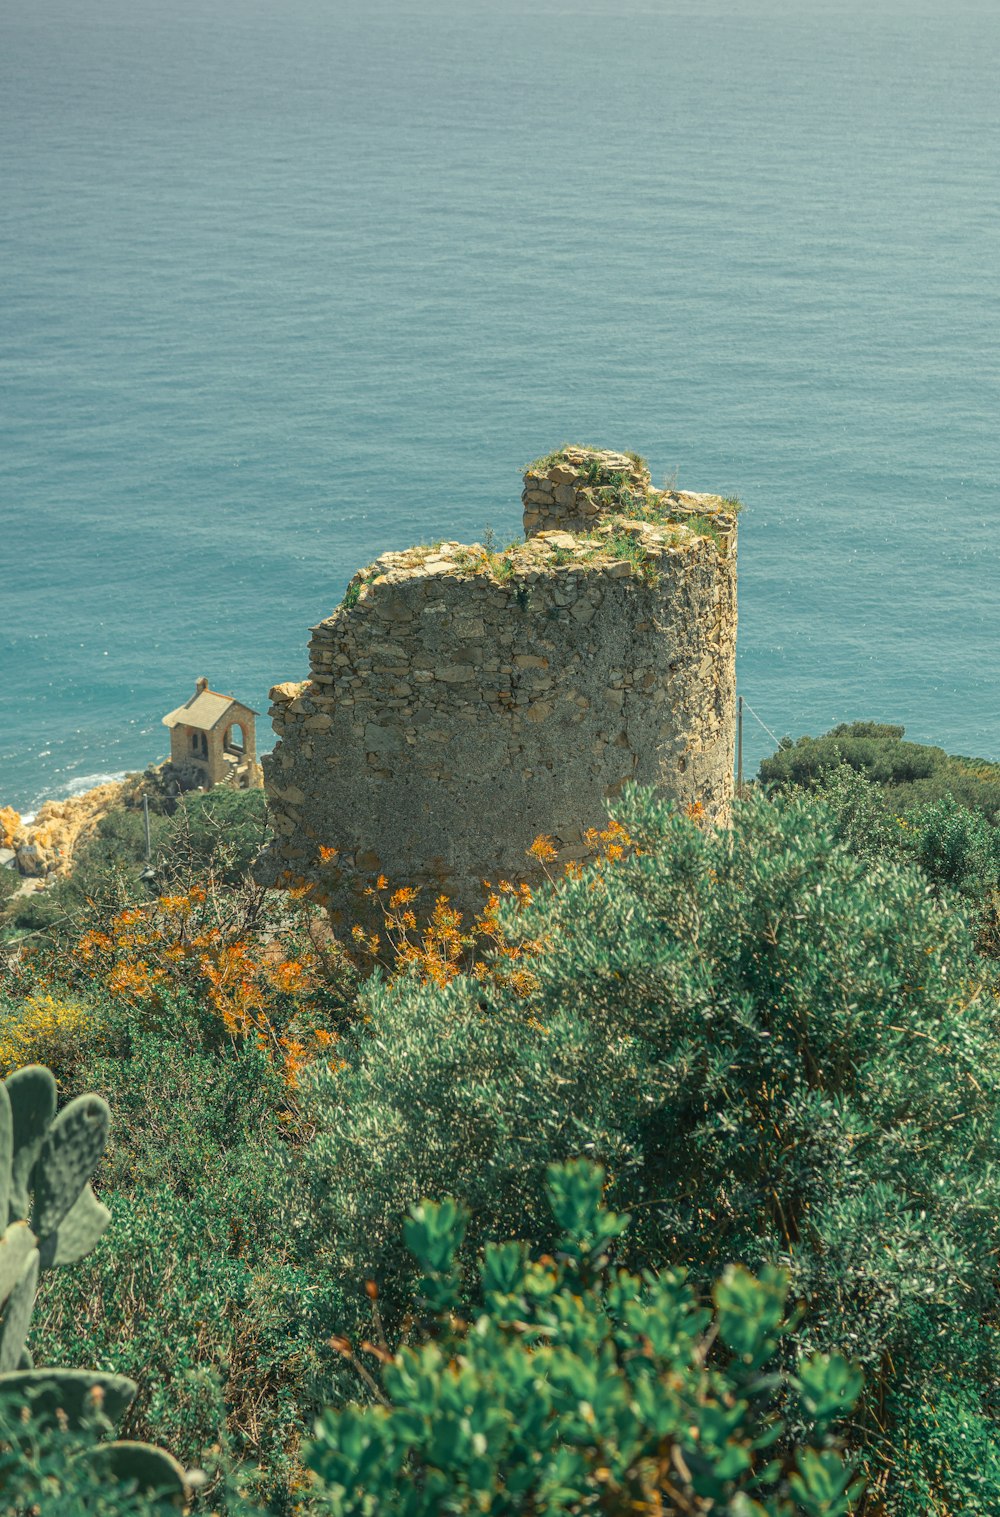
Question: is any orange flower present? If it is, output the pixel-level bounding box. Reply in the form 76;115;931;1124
156;893;192;916
528;835;558;864
271;959;307;994
78;930;111;961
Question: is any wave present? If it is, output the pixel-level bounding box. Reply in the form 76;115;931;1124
21;770;129;824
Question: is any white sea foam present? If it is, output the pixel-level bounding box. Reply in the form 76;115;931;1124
22;771;129;822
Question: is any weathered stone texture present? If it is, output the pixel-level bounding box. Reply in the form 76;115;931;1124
522;446;652;535
259;448;737;919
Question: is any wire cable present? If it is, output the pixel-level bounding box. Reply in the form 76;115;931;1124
740;698;782;751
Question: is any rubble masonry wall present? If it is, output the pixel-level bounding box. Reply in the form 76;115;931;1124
260;447;737;918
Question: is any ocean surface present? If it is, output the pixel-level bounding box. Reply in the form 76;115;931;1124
2;0;998;813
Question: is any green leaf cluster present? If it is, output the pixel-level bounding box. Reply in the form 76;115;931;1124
759;721;1000;825
298;787;1000;1512
307;1160;862;1516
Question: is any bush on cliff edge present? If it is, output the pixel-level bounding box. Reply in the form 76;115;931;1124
297;787;1000;1515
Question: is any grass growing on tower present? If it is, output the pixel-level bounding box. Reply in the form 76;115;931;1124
603;529;659;581
525;444;648;476
341;565;382;608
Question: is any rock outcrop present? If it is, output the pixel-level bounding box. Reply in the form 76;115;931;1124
3;782;129;879
259;447;738;919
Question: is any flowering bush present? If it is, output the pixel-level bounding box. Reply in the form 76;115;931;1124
10;881;355;1091
346;877;541;998
0;991;99;1085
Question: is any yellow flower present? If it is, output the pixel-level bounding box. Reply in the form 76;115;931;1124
0;994;97;1085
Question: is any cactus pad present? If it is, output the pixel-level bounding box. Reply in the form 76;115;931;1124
0;1248;39;1373
0;1222;36;1308
84;1440;189;1505
30;1093;111;1240
0;1085;12;1229
5;1066;57;1223
0;1368;137;1431
38;1183;111;1270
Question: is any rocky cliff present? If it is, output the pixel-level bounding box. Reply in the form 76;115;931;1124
0;781;130;880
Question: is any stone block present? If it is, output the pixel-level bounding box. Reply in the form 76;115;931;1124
364;723;401;752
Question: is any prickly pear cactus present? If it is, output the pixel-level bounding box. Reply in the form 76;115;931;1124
84;1439;189;1502
0;1065;111;1373
0;1367;137;1428
0;1064;192;1505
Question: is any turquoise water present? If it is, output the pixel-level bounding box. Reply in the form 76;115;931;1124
2;0;998;812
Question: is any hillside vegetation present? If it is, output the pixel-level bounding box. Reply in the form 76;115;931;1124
0;724;998;1514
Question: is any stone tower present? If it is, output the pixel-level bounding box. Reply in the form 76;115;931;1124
259;447;737;918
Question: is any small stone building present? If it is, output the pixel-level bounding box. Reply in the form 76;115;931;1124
162;679;261;789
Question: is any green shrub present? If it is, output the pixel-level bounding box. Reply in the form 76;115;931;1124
298;788;1000;1514
901;792;999;894
160;788;269;888
308;1160;863;1516
759;722;1000;824
1;787;269;946
807;765;999;893
793;766;1000;968
33;1037;341;1512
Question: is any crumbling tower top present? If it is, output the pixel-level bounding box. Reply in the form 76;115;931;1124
522;446;652;536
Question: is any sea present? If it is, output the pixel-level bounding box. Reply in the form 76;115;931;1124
2;0;998;814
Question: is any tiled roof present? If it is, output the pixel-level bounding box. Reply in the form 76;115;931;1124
162;689;258;731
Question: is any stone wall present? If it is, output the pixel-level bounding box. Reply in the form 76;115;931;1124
259;447;738;920
521;446;651;534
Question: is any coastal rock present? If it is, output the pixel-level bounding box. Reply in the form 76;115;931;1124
15;843;47;878
0;807;19;850
4;780;130;878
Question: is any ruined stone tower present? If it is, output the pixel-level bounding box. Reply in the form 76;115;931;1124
259;446;737;917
